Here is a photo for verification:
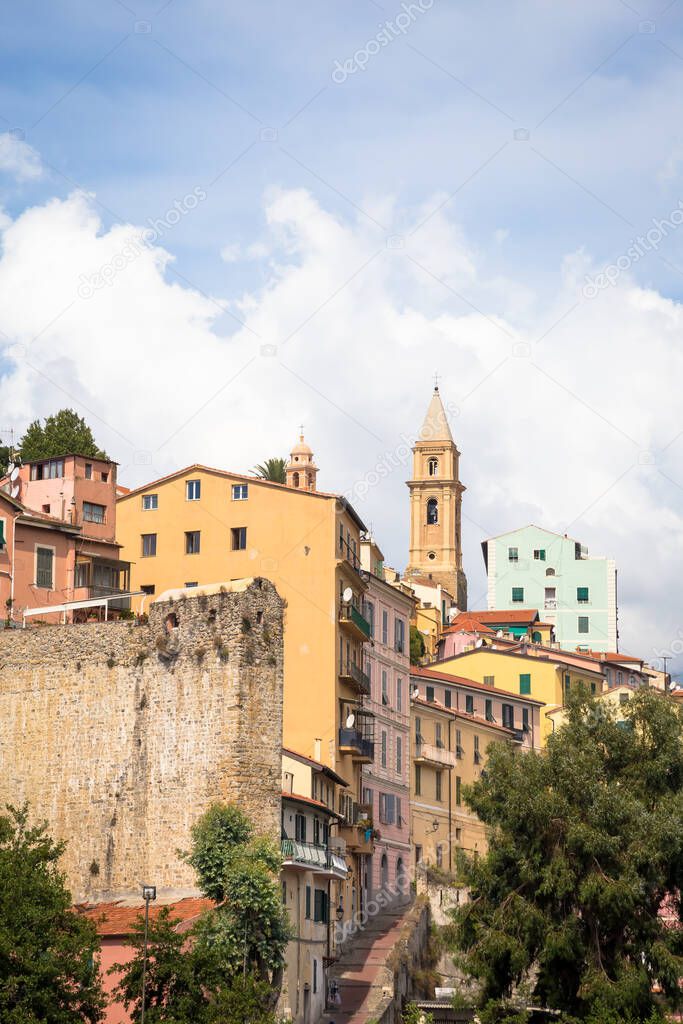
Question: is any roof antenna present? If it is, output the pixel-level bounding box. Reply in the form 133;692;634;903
433;371;440;392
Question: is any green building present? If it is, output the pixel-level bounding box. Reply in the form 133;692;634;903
481;525;618;653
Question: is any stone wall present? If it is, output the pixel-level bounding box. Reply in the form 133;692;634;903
0;578;284;903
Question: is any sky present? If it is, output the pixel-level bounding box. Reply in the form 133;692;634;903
1;0;683;669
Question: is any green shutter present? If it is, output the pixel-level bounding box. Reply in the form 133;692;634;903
519;673;531;695
0;520;4;547
565;674;571;693
305;885;311;919
512;587;524;602
577;587;589;602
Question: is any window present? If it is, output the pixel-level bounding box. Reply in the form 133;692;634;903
426;685;435;703
512;587;524;602
519;673;531;695
436;844;443;868
313;889;328;924
426;498;438;524
619;692;630;706
185;531;200;554
396;736;402;774
456;728;463;758
295;813;306;842
546;567;555;576
30;458;64;481
313;959;318;994
427;457;439;476
142;494;158;511
185;582;198;588
455;775;462;806
435;771;443;801
484;674;495;687
577;587;589;603
366;600;375;638
85;463;92;479
444;688;452;708
379;793;396;824
394;617;405;653
141;533;157;558
186;479;201;501
415;764;422;795
465;694;474;714
590;681;596;694
533;549;546;561
381;731;387;768
382;671;389;706
396;798;403;826
36;547;54;589
415;844;423;863
485;698;494;722
564;674;571;694
232;484;248;500
508;546;518;562
435;722;443;748
83;502;106;524
396;677;402;711
474;735;481;764
502;703;514;729
578;616;589;634
522;707;530;732
140;584;155;595
231;527;247;550
101;471;109;483
415;716;422;742
313;817;320;846
382;610;388;645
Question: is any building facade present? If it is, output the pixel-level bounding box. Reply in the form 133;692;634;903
0;454;129;622
406;387;467;610
482;525;617;652
360;538;413;902
115;437;375;939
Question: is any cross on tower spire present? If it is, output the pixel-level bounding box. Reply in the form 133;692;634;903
433;371;440;391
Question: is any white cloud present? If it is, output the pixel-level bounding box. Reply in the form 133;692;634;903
0;186;682;669
0;133;43;182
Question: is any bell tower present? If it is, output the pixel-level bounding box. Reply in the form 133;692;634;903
286;430;319;492
405;386;467;609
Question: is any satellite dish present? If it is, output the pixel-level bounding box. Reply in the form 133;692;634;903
475;638;484;648
496;629;504;638
345;712;355;728
411;686;420;699
10;485;20;499
9;466;19;482
342;586;353;603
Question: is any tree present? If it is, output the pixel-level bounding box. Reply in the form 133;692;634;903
410;624;426;664
252;458;286;484
449;689;683;1023
0;803;105;1023
19;409;107;462
112;803;289;1022
0;445;10;477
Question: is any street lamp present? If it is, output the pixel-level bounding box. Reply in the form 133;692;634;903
140;884;157;1024
336;900;344;922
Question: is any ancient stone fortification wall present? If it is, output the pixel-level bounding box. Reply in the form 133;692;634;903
0;579;284;903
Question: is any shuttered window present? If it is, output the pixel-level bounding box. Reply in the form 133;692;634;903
36;547;54;589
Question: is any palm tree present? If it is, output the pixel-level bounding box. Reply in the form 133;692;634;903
252;457;287;484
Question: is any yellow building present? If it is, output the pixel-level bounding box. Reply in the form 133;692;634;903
431;644;605;739
116;437;377;933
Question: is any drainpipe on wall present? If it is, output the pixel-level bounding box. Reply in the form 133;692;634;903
9;511;19;623
448;718;453;873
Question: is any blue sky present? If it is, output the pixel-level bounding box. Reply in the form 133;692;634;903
2;0;683;664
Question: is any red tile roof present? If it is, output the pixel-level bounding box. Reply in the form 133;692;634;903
282;790;344;818
412;694;523;737
446;613;495;635
77;896;213;936
282;747;348;787
581;650;644;664
466;609;540;625
412;665;545;705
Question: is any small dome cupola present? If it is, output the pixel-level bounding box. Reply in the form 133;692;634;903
286;429;319;491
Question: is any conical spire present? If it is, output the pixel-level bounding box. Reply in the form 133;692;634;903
418;386;454;443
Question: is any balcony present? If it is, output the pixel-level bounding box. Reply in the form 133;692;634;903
338;728;374;763
338;602;371;641
338;823;374;855
281;839;348;878
339;660;371;696
413;741;457;768
544;599;558;610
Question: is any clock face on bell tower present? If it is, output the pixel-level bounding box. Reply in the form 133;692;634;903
405;386;468;610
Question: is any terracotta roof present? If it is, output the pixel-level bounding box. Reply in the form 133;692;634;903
412;665;545;705
467;609;540;625
77;896;213;936
446;613;495;635
282;791;344;818
437;644;605;677
282;747;348;787
581;650;644;664
116;463;367;531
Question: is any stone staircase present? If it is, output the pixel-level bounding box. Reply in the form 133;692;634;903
319;903;415;1024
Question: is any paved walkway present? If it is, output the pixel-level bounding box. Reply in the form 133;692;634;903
321;904;413;1024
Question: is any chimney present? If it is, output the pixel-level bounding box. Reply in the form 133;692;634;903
314;738;322;762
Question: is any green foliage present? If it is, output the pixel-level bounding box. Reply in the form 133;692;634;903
449;689;683;1023
402;1002;433;1024
0;803;105;1023
0;444;10;477
19;409;107;462
114;802;289;1022
252;458;286;484
410;624;426;664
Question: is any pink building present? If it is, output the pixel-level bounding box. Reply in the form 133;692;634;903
0;453;129;622
360;538;414;902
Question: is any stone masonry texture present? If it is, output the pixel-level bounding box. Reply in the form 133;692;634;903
0;579;284;903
